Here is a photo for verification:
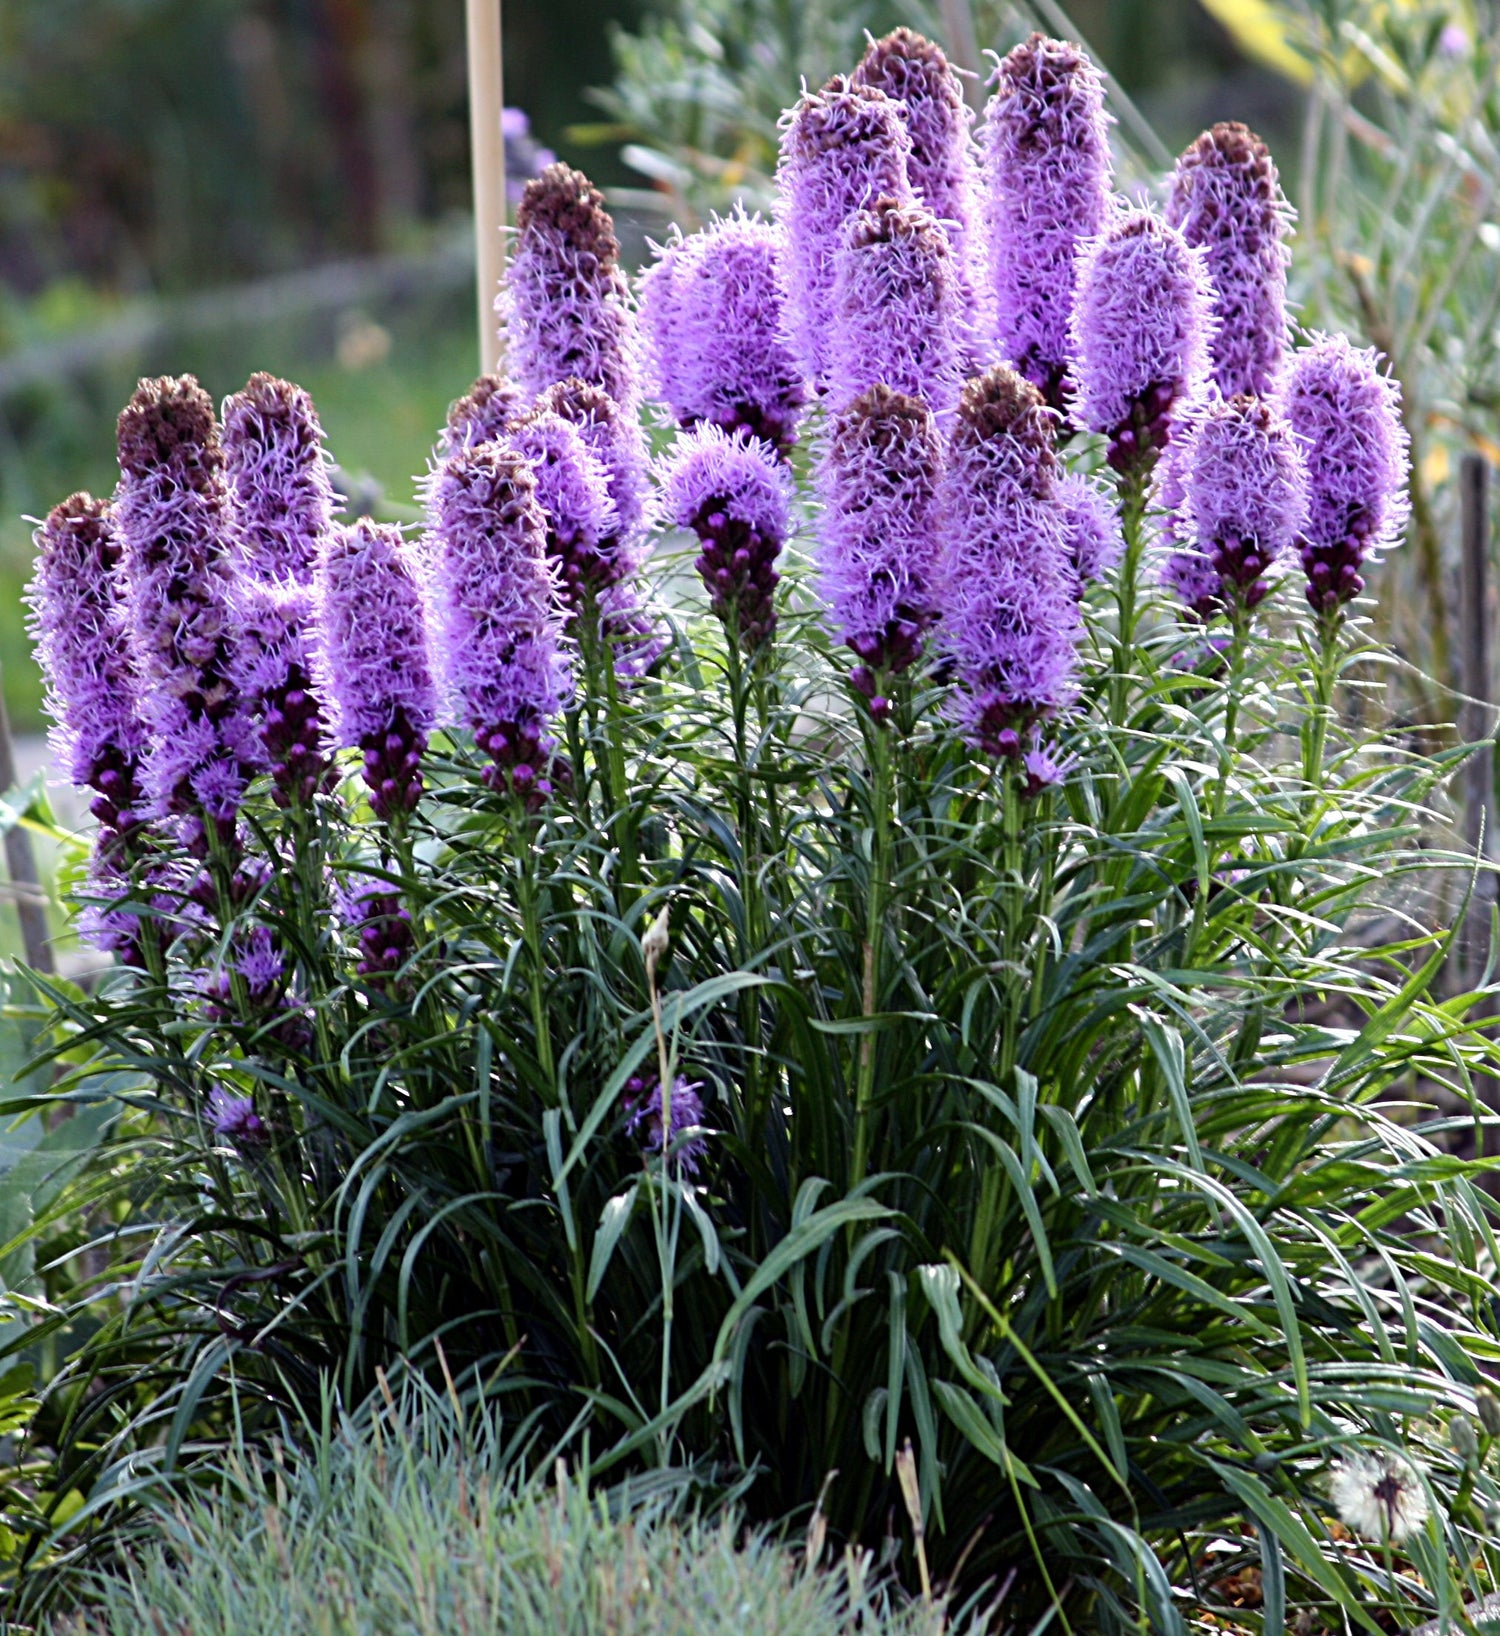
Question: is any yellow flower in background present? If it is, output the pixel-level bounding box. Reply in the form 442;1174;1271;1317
1196;0;1313;83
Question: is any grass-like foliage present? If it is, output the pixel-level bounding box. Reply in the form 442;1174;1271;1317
4;506;1500;1631
49;1372;964;1636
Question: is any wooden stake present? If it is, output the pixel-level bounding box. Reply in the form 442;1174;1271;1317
466;0;506;374
1461;452;1494;993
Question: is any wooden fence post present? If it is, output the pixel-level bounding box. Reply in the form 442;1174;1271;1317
466;0;506;374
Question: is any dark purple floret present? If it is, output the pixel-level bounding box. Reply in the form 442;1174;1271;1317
658;426;792;652
314;520;437;821
983;34;1114;412
1166;124;1292;400
815;385;944;716
336;875;417;984
1069;211;1216;474
623;1071;707;1174
937;368;1081;756
777;75;914;389
114;376;259;829
829;195;965;417
1162;394;1307;621
222;373;337;585
429;443;571;806
28;493;148;835
230;580;333;807
852;29;982;341
1284;333;1409;618
505;163;639;409
208;1086;267;1147
503;409;623;614
639;211;807;454
442;373;527;457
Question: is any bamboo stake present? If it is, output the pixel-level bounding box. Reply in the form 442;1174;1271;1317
465;0;506;374
1461;454;1495;997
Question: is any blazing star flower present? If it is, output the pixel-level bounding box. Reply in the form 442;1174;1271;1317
828;196;965;417
228;579;331;807
1329;1450;1429;1545
658;425;792;652
639;211;807;453
222;373;337;584
428;443;571;803
815;384;944;717
852;29;981;338
623;1070;707;1174
937;367;1080;755
1069;210;1216;473
1166;124;1292;400
504;163;639;409
208;1086;267;1147
28;493;147;834
441;373;527;457
502;410;621;615
314;520;437;820
1054;470;1122;586
1283;333;1409;618
778;75;913;389
335;874;416;983
1162;394;1307;620
114;376;259;826
982;34;1114;411
532;376;649;558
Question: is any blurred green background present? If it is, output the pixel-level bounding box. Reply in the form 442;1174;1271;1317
0;0;1279;733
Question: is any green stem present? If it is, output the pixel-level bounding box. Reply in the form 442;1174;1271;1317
726;637;766;1142
851;711;893;1194
598;622;638;900
1302;612;1342;798
515;817;556;1094
1110;465;1151;725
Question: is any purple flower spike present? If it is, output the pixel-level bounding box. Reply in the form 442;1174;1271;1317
1284;333;1409;618
505;163;638;409
1069;210;1216;473
208;1086;267;1148
815;385;943;694
983;34;1114;412
504;410;622;614
623;1071;707;1174
442;373;527;457
829;196;965;417
658;425;792;652
115;376;258;826
429;444;571;806
28;493;148;834
1162;394;1308;621
639;211;806;454
938;367;1080;754
1054;471;1122;585
1166;124;1292;400
222;373;337;585
852;30;982;339
336;875;417;985
314;520;436;821
533;376;650;559
229;579;332;807
777;75;913;389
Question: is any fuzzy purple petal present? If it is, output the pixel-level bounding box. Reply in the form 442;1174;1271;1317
982;34;1114;411
222;373;337;585
1054;471;1122;586
532;376;649;555
503;410;623;611
442;373;527;457
777;76;914;389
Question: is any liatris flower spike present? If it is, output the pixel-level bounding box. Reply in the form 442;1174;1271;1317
533;376;650;557
639;212;806;454
938;367;1080;757
778;76;913;389
1166;123;1292;400
28;493;147;834
852;29;981;337
222;373;337;584
659;425;792;653
505;163;638;409
1163;394;1307;622
503;410;621;615
1055;471;1122;586
114;375;258;829
314;520;437;822
815;385;944;720
428;443;571;805
623;1071;707;1175
1284;333;1409;620
229;579;330;807
983;34;1113;412
441;372;526;457
828;196;964;417
1070;210;1216;474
